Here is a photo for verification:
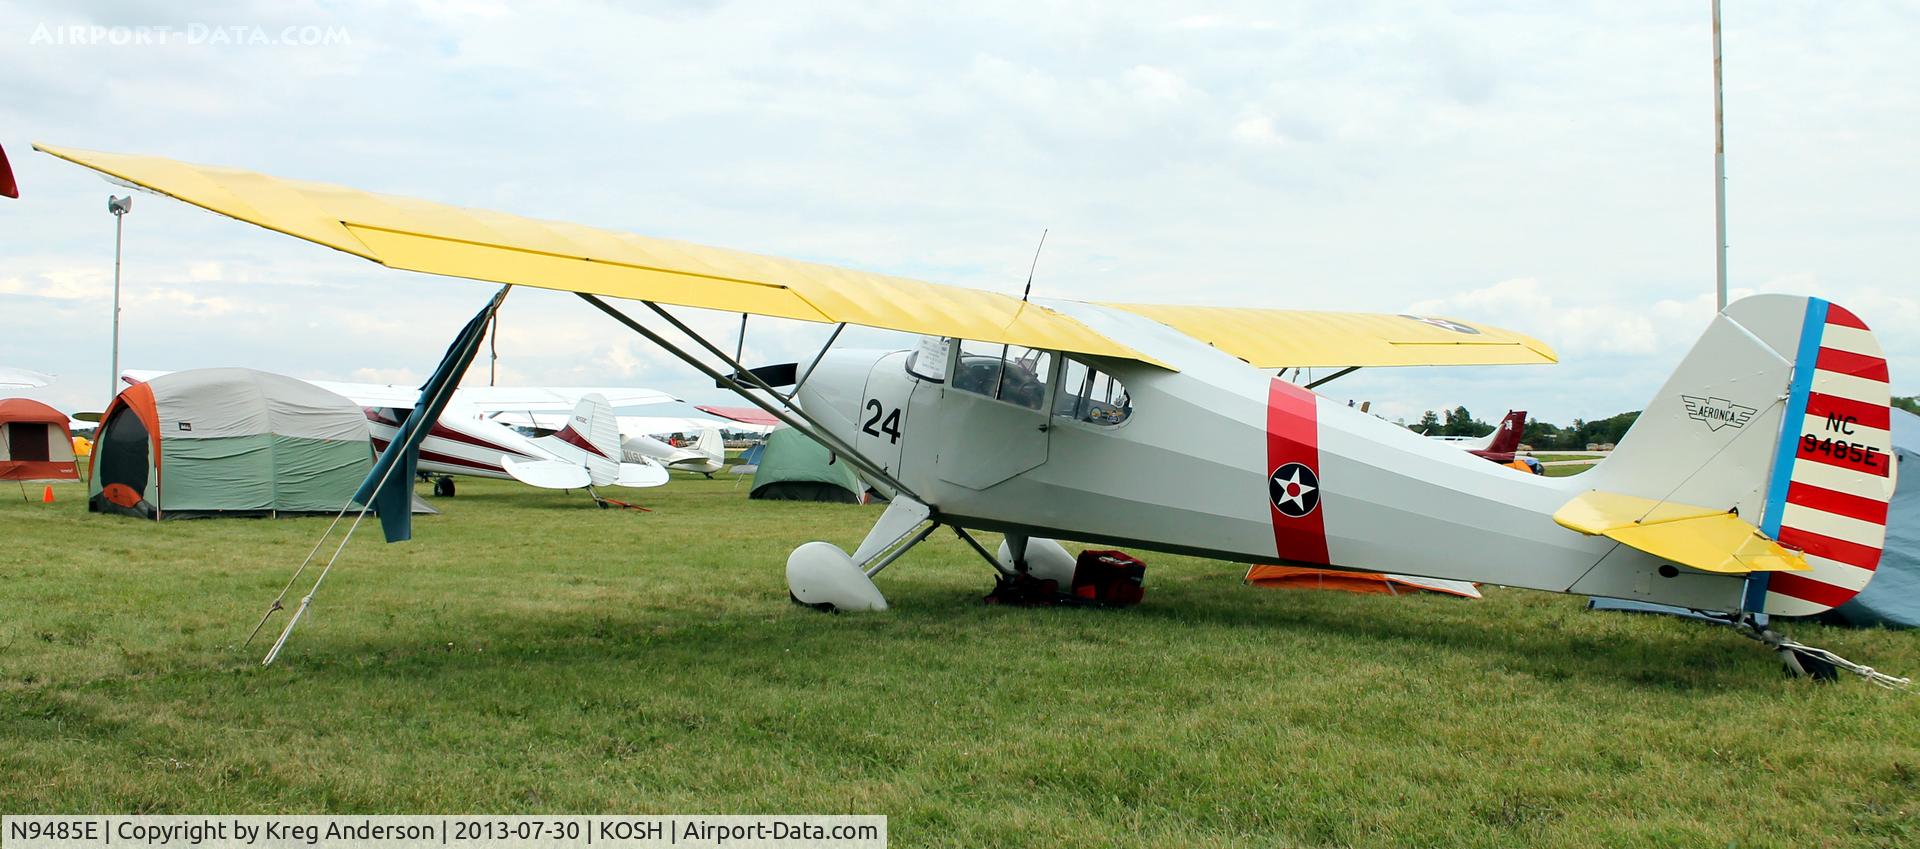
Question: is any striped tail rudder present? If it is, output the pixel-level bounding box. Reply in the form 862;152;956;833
1749;300;1898;616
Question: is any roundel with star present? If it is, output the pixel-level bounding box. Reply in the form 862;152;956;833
1268;462;1320;518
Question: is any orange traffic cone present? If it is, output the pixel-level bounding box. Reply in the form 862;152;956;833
41;485;54;503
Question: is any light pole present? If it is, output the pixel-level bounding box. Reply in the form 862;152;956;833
1712;0;1728;311
108;194;131;403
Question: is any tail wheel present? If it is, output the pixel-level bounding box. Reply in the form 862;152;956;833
433;476;456;497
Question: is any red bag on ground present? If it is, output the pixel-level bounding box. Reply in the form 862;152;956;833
1071;550;1146;606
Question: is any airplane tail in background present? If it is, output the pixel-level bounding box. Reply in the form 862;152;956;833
0;141;17;198
693;426;725;462
1485;410;1526;454
1566;295;1896;617
528;393;623;486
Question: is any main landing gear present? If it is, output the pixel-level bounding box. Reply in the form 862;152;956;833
418;473;456;497
785;495;1074;612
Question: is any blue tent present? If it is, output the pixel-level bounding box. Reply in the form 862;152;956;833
1590;407;1916;628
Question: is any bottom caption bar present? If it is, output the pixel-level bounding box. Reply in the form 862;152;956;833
2;816;886;849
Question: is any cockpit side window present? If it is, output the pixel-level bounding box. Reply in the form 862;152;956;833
951;340;1053;411
1053;356;1131;426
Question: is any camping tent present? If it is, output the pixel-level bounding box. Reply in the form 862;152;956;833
749;427;863;503
729;440;767;476
89;368;374;519
1246;565;1482;598
0;398;79;481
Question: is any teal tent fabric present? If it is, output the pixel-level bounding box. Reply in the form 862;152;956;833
750;427;861;503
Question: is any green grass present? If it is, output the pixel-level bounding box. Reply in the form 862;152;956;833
1542;463;1595;478
3;477;1917;847
1528;454;1605;463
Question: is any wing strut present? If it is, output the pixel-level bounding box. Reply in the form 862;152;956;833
792;323;847;398
1305;366;1359;390
576;294;919;501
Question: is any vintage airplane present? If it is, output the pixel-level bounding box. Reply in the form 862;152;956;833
625;426;726;477
121;370;674;499
1431;409;1531;466
42;145;1898;677
491;411;731;478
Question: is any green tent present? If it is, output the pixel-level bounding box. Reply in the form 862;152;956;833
749;427;863;503
90;368;374;519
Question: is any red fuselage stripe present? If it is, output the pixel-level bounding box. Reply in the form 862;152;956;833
370;437;506;474
1266;378;1329;565
555;424;609;459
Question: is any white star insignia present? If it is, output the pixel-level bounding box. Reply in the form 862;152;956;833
1275;468;1315;511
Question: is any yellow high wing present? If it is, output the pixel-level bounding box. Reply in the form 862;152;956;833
1102;304;1556;368
35;144;1555;371
36;144;1161;366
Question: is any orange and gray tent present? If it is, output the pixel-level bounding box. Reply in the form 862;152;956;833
0;398;79;481
89;368;374;519
1245;565;1482;599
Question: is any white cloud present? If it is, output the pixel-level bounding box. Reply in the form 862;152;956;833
1124;65;1195;105
1408;277;1673;357
1230;114;1286;147
352;367;420;385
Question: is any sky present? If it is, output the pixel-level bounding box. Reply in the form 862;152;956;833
2;1;1915;427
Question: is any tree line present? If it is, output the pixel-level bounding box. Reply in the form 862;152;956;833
1410;406;1640;451
1414;396;1916;451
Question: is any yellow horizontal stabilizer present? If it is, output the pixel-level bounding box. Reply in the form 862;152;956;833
33;144;1166;368
1553;491;1808;574
1100;303;1557;368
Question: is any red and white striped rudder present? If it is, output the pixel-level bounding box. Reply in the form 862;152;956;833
1753;300;1897;617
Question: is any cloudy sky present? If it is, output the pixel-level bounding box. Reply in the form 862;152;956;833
2;1;1914;426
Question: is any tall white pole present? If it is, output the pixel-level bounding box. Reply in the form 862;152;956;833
1713;0;1728;311
110;202;125;403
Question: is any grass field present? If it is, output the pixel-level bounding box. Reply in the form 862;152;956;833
1542;463;1595;478
3;476;1917;847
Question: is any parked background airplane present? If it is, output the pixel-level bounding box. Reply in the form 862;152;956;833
122;370;675;498
492;412;731;477
1457;410;1528;463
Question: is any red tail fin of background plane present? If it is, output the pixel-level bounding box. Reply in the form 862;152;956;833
1;143;19;198
1485;410;1526;454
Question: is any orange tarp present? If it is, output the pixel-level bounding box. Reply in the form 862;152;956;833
1245;565;1481;598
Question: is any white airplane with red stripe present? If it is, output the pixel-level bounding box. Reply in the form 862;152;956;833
784;294;1896;634
361;394;669;497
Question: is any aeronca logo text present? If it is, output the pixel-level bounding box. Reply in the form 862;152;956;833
1681;395;1756;431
